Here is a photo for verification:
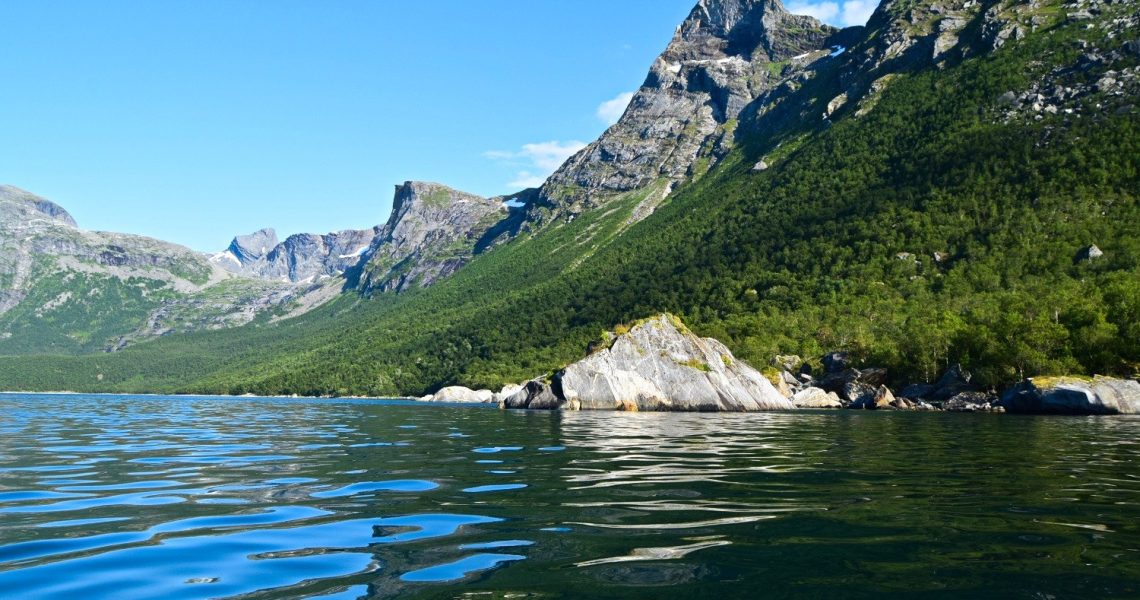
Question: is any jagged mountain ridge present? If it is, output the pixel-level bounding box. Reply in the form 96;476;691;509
532;0;841;223
0;185;327;354
211;226;381;284
0;177;525;353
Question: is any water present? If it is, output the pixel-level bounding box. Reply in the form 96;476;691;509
1;394;1139;599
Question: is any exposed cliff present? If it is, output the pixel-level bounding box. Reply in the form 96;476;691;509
533;0;839;223
357;182;518;294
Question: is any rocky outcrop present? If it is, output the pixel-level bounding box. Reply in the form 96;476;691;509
999;376;1140;415
532;0;838;223
357;182;516;293
229;228;279;264
212;227;380;284
0;185;78;227
503;314;793;412
492;384;524;404
792;387;842;408
425;386;495;403
501;380;565;410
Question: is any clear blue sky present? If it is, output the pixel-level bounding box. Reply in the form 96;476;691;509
0;0;871;251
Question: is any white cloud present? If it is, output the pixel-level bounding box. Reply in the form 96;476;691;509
507;171;548;189
485;140;587;190
786;0;877;27
596;91;635;125
786;1;839;23
839;0;877;26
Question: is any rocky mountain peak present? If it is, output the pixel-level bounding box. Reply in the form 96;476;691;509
0;185;78;227
387;182;494;223
227;228;279;263
677;0;794;57
357;182;508;293
213;225;379;284
533;0;835;223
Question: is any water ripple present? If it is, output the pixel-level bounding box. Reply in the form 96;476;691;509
1;394;1139;599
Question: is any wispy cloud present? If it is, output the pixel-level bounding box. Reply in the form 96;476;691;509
596;91;635;125
485;140;587;190
786;0;877;27
507;171;548;189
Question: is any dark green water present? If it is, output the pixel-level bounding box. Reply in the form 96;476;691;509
0;394;1138;599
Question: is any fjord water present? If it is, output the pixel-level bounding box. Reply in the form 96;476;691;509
1;395;1138;599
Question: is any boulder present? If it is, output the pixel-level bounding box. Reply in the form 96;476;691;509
1077;245;1104;262
492;384;523;405
999;376;1140;415
872;386;897;410
429;386;491;403
792;387;843;409
557;315;793;412
901;364;979;402
944;391;1001;413
819;367;887;405
899;383;935;400
849;385;895;410
502;380;567;410
822;352;850;374
771;372;794;398
772;355;804;372
930;364;979;401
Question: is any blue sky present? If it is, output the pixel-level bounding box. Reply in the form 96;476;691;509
0;0;876;251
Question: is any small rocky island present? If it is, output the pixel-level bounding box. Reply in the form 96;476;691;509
422;314;1140;416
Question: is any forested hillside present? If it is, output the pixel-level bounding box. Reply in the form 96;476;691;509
1;0;1137;395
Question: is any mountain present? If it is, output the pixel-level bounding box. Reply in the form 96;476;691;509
0;0;1137;395
0;176;527;355
211;226;380;284
356;182;525;294
0;185;328;354
533;0;840;223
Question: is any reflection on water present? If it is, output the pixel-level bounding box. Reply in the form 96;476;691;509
0;394;1139;599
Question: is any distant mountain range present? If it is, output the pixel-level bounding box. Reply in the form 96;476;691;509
1;0;1137;395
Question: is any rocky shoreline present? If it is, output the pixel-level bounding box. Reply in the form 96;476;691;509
421;314;1140;416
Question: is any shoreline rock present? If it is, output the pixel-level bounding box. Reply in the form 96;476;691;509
422;386;494;403
999;376;1140;415
434;321;1139;416
504;314;793;412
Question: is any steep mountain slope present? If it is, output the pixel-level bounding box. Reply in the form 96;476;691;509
0;185;324;354
534;0;841;223
356;182;524;294
0;176;525;354
0;0;1137;395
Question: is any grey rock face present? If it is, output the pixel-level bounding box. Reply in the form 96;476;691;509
1078;244;1104;261
229;228;279;263
358;182;510;293
492;384;524;405
792;387;842;408
533;0;836;222
556;314;793;411
427;386;494;403
502;380;565;410
999;377;1140;415
0;185;78;227
214;227;380;284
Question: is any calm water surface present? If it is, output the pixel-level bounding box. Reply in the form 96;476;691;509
0;393;1138;599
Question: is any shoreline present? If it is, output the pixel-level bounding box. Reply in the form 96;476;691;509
0;390;419;401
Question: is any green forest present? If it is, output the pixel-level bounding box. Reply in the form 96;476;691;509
1;10;1137;396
